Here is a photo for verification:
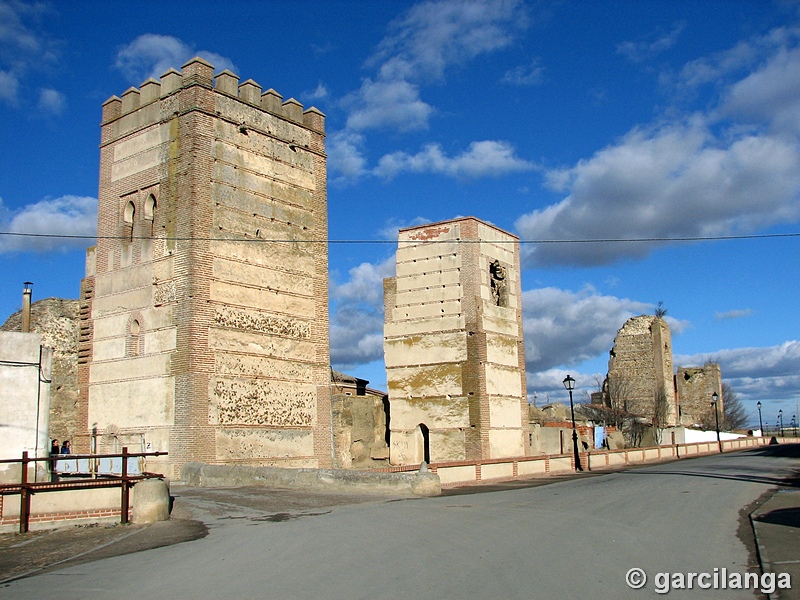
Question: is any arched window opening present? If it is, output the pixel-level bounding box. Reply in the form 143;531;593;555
129;319;141;357
123;201;136;241
144;194;156;220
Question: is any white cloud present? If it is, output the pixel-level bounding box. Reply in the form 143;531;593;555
305;82;329;101
331;0;529;179
0;0;58;107
516;24;800;268
369;0;527;83
522;286;652;372
501;59;545;86
0;195;97;253
676;341;800;402
719;46;800;135
329;256;396;367
516;117;800;267
675;26;800;90
37;87;64;114
327;131;369;183
345;78;433;132
374;140;536;179
617;22;685;62
115;34;237;84
0;69;18;104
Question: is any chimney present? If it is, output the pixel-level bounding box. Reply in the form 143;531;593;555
22;282;32;333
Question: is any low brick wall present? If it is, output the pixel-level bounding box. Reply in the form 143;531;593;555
391;435;794;488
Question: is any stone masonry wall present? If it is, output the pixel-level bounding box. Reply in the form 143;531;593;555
607;315;678;426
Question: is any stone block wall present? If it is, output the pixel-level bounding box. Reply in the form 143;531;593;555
607;315;678;426
83;57;330;478
384;217;528;465
675;363;722;427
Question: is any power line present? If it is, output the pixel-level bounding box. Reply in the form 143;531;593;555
0;230;799;244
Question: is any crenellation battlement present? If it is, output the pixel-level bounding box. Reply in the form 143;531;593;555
215;70;239;96
261;89;283;113
101;95;122;122
282;98;303;123
139;78;161;104
160;68;182;96
238;79;262;106
120;87;140;114
101;57;325;134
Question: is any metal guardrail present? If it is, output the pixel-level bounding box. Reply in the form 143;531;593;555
0;447;167;533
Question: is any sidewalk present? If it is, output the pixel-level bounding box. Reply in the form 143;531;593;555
751;489;800;600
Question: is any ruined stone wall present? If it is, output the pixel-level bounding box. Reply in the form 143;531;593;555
607;315;678;426
676;363;722;427
331;393;390;469
384;217;528;465
84;58;330;478
1;298;80;444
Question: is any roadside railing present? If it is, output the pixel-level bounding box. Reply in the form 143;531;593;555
0;448;166;533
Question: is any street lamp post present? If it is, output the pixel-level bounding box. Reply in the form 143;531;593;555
792;415;797;438
562;375;583;472
711;392;722;453
778;409;784;437
757;401;763;437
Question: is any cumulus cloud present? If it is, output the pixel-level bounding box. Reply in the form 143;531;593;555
115;34;237;84
0;195;97;253
374;140;536;179
676;341;800;402
329;255;396;367
345;78;433;132
331;0;530;179
516;24;800;268
327;131;369;183
522;286;652;372
516;118;800;267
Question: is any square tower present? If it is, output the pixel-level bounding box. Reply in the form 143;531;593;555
79;58;330;478
384;217;528;464
607;315;678;427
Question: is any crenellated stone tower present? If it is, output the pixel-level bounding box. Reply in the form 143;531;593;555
78;58;330;478
383;217;528;465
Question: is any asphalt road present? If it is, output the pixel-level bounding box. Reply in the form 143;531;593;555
1;446;797;599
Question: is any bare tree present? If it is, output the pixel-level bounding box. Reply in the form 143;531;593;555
651;389;669;444
654;301;668;318
722;381;747;431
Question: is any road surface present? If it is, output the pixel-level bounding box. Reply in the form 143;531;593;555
1;445;797;599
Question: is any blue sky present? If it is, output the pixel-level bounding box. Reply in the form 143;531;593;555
1;0;799;429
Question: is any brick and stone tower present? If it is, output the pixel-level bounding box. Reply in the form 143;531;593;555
384;217;528;465
607;315;678;427
78;58;330;478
